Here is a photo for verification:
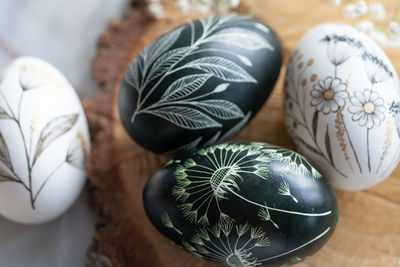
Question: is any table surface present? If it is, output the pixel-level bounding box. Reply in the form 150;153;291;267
0;0;130;266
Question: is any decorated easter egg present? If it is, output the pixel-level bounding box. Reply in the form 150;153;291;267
144;142;338;266
284;23;400;190
119;14;282;156
0;57;90;224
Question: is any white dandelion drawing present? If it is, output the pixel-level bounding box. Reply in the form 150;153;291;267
187;220;271;267
257;205;280;229
262;146;322;179
278;181;298;203
161;213;183;235
173;143;271;226
161;216;333;267
172;143;331;228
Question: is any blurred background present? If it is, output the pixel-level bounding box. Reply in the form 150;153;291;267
0;0;131;99
0;0;129;266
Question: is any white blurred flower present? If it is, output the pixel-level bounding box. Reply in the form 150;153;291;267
148;1;164;18
147;0;240;19
368;3;386;20
370;29;389;46
229;0;240;8
331;0;400;49
355;20;375;33
343;4;359;18
344;1;368;18
389;21;400;39
193;0;214;13
330;0;341;6
355;0;368;15
176;0;191;13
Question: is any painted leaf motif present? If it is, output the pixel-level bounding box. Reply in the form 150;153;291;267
196;99;244;120
255;23;270;33
312;111;319;138
142;26;183;72
150;106;221;130
160;74;211;102
0;167;15;182
33;114;79;165
185;57;257;83
237;55;252;67
212;83;230;93
297;138;320;155
199;16;222;33
215;15;271;34
124;54;144;92
0;131;13;171
66;135;85;170
325;125;334;164
146;47;194;84
0;106;11;120
217;14;252;28
205;28;274;51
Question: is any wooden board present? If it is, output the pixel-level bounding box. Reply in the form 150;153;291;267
84;1;400;266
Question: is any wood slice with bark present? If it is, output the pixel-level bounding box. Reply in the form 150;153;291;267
85;1;400;266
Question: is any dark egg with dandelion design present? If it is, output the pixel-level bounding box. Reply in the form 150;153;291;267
143;142;338;266
119;14;282;157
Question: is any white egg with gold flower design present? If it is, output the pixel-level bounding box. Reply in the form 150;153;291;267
0;57;90;224
284;23;400;190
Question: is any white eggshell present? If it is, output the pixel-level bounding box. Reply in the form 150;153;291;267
0;57;90;224
284;24;400;190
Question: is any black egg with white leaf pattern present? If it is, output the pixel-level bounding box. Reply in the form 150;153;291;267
119;14;282;156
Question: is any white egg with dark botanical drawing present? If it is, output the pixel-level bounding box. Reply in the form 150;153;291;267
284;23;400;190
0;57;90;224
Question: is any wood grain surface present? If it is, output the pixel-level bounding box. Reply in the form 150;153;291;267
85;1;400;266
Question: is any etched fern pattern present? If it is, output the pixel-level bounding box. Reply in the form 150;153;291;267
0;72;86;209
126;15;274;130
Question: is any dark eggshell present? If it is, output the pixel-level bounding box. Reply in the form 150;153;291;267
119;15;282;156
143;142;338;266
